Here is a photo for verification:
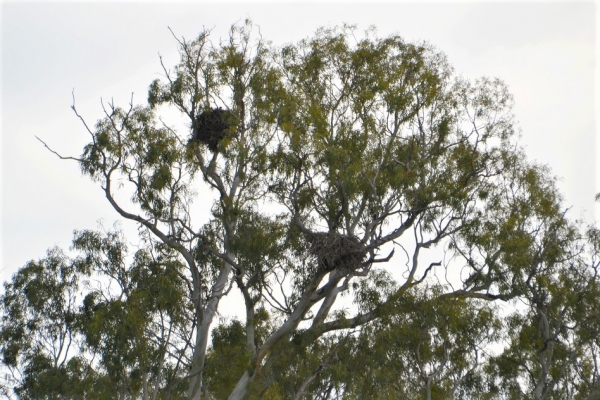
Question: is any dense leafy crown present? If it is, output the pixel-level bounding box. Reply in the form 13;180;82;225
2;21;599;400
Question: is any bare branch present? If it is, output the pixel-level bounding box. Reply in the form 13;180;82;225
35;136;83;162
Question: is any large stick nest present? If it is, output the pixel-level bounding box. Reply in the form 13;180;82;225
305;232;367;272
192;108;236;152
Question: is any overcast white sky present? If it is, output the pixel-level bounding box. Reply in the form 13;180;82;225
1;1;598;285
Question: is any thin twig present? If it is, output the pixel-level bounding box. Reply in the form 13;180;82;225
35;136;83;162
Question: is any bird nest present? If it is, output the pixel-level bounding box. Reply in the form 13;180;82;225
305;232;367;272
192;108;236;152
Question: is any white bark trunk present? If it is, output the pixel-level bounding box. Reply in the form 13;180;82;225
228;371;250;400
187;261;232;400
226;270;327;399
142;370;149;400
533;311;552;400
187;321;209;400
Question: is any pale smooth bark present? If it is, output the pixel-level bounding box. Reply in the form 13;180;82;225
188;261;231;400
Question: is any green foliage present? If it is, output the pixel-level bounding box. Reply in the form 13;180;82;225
1;228;190;399
0;248;88;399
204;320;252;398
7;20;600;400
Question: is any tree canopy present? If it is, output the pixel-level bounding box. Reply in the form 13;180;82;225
2;20;599;400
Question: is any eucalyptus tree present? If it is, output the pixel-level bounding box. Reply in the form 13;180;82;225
0;247;89;399
484;223;600;400
0;227;191;399
8;20;596;399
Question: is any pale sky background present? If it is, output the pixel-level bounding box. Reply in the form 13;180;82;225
1;1;598;290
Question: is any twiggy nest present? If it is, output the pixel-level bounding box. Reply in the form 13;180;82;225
306;232;367;272
192;108;235;152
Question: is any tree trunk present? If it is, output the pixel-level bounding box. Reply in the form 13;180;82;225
425;376;432;400
142;370;149;400
187;321;209;400
228;371;250;400
227;270;327;399
533;311;552;400
187;261;232;400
